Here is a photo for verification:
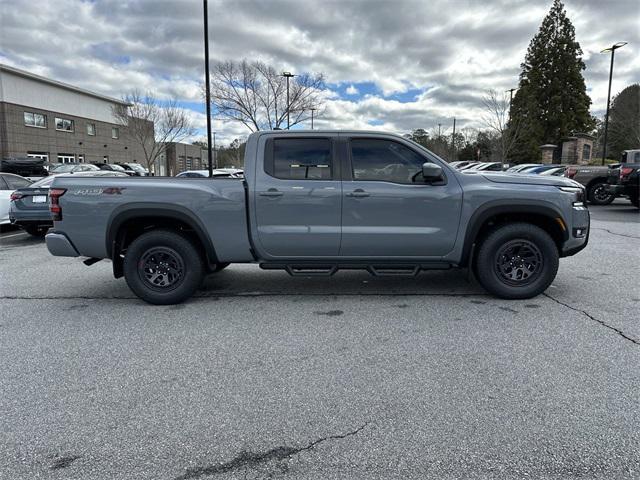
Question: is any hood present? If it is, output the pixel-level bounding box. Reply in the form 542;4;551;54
468;171;582;188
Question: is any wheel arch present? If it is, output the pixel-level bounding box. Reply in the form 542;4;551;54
460;201;568;267
106;203;218;277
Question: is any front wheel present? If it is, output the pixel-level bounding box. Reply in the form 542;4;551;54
587;182;615;205
474;223;559;299
123;230;204;305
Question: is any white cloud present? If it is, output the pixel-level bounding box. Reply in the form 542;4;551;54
345;84;359;95
0;0;638;143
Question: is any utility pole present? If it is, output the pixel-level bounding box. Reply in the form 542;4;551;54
600;42;627;165
437;123;441;137
203;0;214;178
281;72;295;130
213;131;216;168
451;117;456;161
310;108;316;130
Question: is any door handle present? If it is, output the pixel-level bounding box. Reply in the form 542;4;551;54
259;189;283;197
347;189;370;198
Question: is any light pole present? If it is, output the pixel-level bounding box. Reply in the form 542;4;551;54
310;108;316;130
203;0;214;178
281;71;295;129
600;41;627;165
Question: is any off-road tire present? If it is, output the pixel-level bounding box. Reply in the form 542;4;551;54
123;229;204;305
474;223;559;299
587;181;615;205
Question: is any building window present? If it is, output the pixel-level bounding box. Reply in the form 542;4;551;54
582;144;591;161
27;152;49;161
24;111;47;128
87;123;96;136
55;117;74;132
78;154;85;163
111;127;119;139
186;157;193;170
57;154;75;163
103;156;109;164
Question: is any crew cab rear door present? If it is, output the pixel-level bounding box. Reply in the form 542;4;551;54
253;136;341;257
340;135;463;257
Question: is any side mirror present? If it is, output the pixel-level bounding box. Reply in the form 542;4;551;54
422;162;443;181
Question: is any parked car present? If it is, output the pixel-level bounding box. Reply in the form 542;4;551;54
472;162;505;172
1;173;33;225
9;171;129;236
449;161;476;169
92;163;134;175
116;163;149;176
45;130;589;305
176;169;243;178
49;163;101;174
521;165;564;175
564;165;616;205
458;162;482;170
606;163;639;208
539;166;567;176
506;163;542;173
1;157;49;179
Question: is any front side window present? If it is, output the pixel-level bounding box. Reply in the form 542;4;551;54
87;123;96;135
55;117;74;132
350;138;427;184
111;127;119;139
24;111;46;128
268;138;331;180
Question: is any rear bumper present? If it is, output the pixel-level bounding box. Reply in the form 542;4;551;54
45;232;80;257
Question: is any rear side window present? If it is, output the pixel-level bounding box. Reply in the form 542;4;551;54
266;138;332;180
350;138;427;184
4;175;32;189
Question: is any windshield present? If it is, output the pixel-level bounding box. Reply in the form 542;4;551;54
50;164;75;173
110;164;127;172
128;163;148;172
31;176;57;187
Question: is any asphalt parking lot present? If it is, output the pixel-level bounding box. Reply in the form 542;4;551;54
1;201;638;480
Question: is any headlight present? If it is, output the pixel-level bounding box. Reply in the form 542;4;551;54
558;186;585;203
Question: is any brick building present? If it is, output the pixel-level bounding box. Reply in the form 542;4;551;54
159;142;211;176
0;64;152;166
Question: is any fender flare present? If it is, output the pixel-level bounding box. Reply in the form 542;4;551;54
459;200;568;267
105;203;218;263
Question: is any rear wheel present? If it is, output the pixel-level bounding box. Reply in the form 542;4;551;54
474;223;559;299
123;230;204;305
587;181;615;205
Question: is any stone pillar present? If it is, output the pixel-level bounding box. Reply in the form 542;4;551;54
540;144;557;164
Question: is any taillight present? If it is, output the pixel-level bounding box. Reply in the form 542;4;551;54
10;192;24;201
620;167;633;180
565;167;577;179
49;188;67;221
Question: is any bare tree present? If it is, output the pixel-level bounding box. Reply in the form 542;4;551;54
112;90;196;173
205;60;325;131
481;89;522;161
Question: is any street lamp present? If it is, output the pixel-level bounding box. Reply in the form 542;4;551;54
310;108;317;130
281;71;295;130
202;0;214;178
600;41;627;165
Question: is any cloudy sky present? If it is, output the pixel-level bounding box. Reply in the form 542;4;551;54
1;0;638;145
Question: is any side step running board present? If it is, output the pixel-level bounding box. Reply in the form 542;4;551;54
260;262;452;277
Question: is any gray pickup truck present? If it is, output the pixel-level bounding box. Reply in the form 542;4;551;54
46;130;590;304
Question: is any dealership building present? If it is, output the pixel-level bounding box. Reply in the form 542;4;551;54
0;63;152;168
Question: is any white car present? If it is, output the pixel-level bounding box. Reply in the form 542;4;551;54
176;169;243;178
0;173;33;225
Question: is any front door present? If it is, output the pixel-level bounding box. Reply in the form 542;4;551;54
340;137;462;257
254;136;341;258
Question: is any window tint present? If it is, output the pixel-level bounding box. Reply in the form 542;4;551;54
350;139;427;184
4;175;32;189
270;138;331;180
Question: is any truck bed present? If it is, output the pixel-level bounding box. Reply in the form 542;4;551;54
50;176;254;262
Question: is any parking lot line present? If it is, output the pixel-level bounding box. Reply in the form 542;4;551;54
0;232;29;239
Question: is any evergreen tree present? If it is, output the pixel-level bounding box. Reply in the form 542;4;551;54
509;0;594;163
607;84;640;160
